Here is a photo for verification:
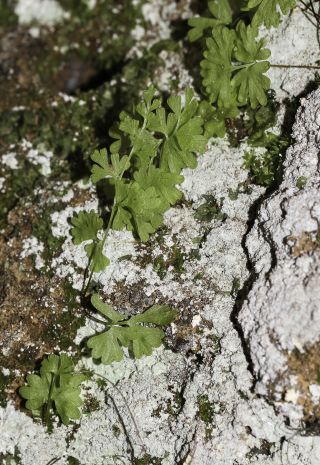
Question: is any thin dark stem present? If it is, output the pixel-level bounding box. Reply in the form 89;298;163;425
82;306;108;325
81;240;97;296
270;63;320;69
46;459;59;465
82;370;147;455
44;373;56;429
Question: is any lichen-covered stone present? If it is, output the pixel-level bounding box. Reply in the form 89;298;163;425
239;89;320;428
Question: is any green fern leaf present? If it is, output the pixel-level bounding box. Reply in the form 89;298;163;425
87;294;177;365
201;27;237;108
188;0;232;42
243;0;296;28
134;166;184;208
20;355;87;425
91;148;129;183
70;210;103;245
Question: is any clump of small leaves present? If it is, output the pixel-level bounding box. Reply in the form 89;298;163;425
198;394;214;423
195;195;227;222
87;294;177;365
243;135;290;187
296;176;308;189
19;354;87;427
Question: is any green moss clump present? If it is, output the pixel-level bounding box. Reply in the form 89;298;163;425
0;162;40;230
194;195;227;223
197;394;214;424
166;391;184;417
0;0;17;27
133;455;162;465
197;394;216;440
243;135;290;187
296;176;308;189
0;371;10;407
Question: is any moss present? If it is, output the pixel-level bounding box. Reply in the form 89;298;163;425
243;135;290;188
133;455;162;465
209;334;222;356
165;390;184;417
0;0;17;27
52;283;84;353
197;394;216;441
0;371;10;407
0;162;40;230
112;424;121;438
82;393;100;414
197;394;214;424
31;210;65;266
194;195;227;223
296;176;308;189
228;180;253;200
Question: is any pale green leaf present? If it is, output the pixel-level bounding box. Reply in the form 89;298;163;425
19;374;49;411
91;149;129;183
91;293;124;322
87;327;124;365
201;27;237;108
232;61;271;108
70;210;103;245
86;296;177;365
85;241;110;272
19;355;86;425
129;305;178;326
134;166;184;208
243;0;296;28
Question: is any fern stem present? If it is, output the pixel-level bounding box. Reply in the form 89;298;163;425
270;63;320;69
87;371;147;455
83;117;148;295
44;373;56;430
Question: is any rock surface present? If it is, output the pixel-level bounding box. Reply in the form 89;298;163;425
239;88;320;428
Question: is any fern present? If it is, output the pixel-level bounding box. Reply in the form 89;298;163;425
19;354;87;426
201;21;271;110
87;294;177;365
188;0;296;137
243;0;296;28
71;86;208;275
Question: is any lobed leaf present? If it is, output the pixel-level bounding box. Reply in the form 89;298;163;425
243;0;296;28
91;293;125;322
70;210;103;245
87;296;178;365
232;61;271;108
129;305;178;326
91;149;129;183
85;241;110;272
19;355;87;425
188;0;232;42
201;27;237;108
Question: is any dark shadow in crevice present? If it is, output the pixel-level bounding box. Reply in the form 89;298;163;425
77;59;127;94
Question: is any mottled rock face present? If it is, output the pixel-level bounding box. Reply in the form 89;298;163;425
239;89;320;424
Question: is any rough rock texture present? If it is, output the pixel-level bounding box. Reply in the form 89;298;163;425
1;2;320;465
266;7;319;101
239;89;320;427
